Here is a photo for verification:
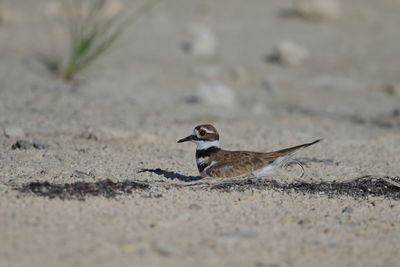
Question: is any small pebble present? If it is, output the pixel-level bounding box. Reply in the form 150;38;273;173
222;230;258;239
261;79;276;92
382;84;400;96
267;41;309;66
4;127;25;138
11;140;47;150
292;0;341;20
188;203;202;210
342;206;353;214
153;241;178;256
195;82;237;108
71;170;95;179
182;24;218;57
121;243;138;254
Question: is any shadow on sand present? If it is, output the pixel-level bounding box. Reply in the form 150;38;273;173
138;168;202;182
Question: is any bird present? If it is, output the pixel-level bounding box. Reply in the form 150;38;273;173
177;124;322;178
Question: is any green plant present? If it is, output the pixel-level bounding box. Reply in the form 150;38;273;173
51;0;157;81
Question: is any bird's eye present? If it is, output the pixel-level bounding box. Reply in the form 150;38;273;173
199;130;206;136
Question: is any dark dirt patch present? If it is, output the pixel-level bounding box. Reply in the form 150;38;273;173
209;175;400;200
138;168;202;182
15;172;400;201
11;140;48;150
17;179;150;200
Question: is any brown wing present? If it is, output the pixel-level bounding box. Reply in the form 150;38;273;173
207;139;322;178
207;151;277;178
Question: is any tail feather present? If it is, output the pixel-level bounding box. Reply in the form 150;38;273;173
253;139;323;178
272;138;323;157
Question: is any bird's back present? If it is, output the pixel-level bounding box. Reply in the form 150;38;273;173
203;139;322;178
205;149;276;178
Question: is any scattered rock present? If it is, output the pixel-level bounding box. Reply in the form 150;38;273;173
222;230;258;239
369;109;400;128
261;79;276;92
251;103;267;115
141;192;163;199
4;127;25;138
229;66;248;82
291;0;341;20
342;206;353;214
381;84;400;96
0;184;7;193
184;95;200;104
121;243;139;254
11;140;47;150
79;127;133;141
32;142;48;150
182;24;218;57
267;41;309;66
188;203;202;210
195;82;237;108
71;170;95;179
153;241;178;256
79;128;100;141
175;213;191;221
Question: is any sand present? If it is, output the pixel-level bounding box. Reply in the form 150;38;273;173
1;0;400;266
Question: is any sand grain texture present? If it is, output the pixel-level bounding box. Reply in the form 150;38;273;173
1;0;400;266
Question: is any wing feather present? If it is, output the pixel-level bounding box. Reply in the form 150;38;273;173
206;139;322;178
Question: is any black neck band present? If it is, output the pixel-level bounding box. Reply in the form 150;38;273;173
196;146;220;158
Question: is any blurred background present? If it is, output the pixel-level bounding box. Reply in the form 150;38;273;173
1;0;399;134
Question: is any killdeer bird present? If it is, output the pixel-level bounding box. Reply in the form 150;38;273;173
178;124;322;178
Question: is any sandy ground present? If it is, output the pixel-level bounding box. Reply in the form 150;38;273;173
1;0;400;266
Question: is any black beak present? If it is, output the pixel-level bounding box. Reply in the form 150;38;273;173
177;135;197;143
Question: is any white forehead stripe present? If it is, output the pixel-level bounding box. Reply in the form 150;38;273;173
194;127;215;135
202;128;215;134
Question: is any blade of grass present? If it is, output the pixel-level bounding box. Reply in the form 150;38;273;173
54;0;160;81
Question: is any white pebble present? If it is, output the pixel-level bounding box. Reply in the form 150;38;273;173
196;82;237;108
183;24;218;57
292;0;341;20
153;241;178;256
269;41;309;66
4;126;25;138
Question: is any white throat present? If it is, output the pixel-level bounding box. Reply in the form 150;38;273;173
194;140;220;150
